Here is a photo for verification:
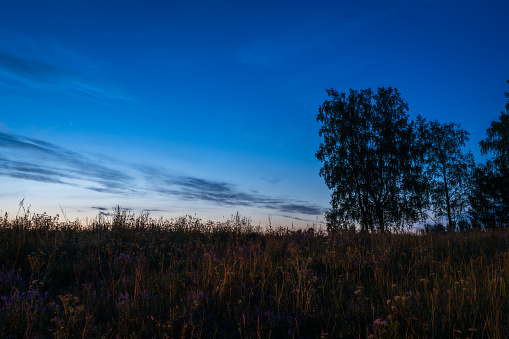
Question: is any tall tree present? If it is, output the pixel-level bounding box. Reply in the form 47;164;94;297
469;161;507;228
479;87;509;173
506;79;509;113
418;118;474;231
470;81;509;228
316;87;427;233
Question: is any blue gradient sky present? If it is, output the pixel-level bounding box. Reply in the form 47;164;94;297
1;0;508;227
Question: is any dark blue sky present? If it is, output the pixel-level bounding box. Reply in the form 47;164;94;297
1;0;508;226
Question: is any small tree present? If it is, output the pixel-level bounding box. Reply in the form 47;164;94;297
418;118;474;232
470;81;509;228
469;161;507;228
316;87;427;233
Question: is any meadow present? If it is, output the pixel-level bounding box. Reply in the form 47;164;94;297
0;207;508;338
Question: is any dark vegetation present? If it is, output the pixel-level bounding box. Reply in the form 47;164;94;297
1;207;509;338
316;81;509;232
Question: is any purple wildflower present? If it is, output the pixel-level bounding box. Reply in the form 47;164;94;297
117;292;129;307
0;270;25;290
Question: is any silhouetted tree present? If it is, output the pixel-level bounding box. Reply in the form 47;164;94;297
316;87;427;233
469;162;507;228
470;81;509;228
506;80;509;113
418;117;475;232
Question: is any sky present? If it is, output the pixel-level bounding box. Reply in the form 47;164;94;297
0;0;508;228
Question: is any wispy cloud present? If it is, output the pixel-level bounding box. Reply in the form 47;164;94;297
0;132;326;218
138;168;325;216
0;132;133;194
262;177;281;185
278;203;323;215
0;158;66;184
0;52;133;102
91;206;114;217
0;30;131;101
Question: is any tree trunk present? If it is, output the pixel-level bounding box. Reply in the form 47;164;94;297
377;207;385;233
446;192;453;232
444;167;454;232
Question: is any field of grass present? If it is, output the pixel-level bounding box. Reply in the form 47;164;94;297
0;207;508;338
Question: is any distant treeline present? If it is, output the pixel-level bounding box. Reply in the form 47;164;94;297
316;81;509;232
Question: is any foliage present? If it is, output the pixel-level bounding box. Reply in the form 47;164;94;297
316;87;427;233
417;117;475;231
479;113;509;172
470;81;509;228
469;161;508;228
1;208;509;338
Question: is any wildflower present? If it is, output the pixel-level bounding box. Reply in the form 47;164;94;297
354;289;362;295
391;284;397;288
387;299;391;304
0;270;25;289
117;292;129;306
373;318;388;327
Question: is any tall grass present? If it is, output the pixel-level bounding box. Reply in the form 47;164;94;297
0;207;508;338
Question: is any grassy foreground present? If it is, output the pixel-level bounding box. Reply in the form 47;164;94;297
0;208;508;338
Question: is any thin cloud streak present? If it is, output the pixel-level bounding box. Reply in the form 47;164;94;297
0;52;134;102
142;172;326;216
0;132;326;218
0;132;133;194
0;157;66;184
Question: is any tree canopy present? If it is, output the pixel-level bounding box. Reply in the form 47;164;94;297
470;81;509;228
316;87;427;233
317;82;509;232
418;118;474;231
